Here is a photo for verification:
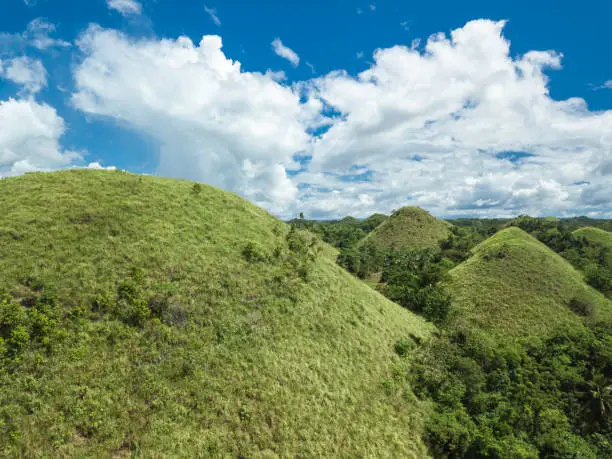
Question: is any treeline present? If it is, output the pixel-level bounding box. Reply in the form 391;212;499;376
291;213;611;298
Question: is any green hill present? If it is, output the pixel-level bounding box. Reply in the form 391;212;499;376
447;227;612;338
574;226;612;268
0;170;433;457
359;206;452;252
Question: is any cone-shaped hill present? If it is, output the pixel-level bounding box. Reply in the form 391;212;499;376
574;226;612;268
359;206;452;252
0;170;433;457
446;227;612;338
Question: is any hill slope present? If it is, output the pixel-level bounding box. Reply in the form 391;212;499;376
574;226;612;268
359;206;451;252
0;170;433;457
447;227;612;338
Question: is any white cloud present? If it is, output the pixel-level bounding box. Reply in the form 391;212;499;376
72;27;321;213
204;6;221;26
370;4;376;11
107;0;142;16
82;162;117;170
67;20;611;219
297;19;612;218
598;80;612;90
356;51;364;59
0;56;47;93
0;98;81;177
265;69;287;82
271;38;300;67
0;19;70;54
306;61;316;74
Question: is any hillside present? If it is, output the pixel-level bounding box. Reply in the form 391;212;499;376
359;206;452;252
574;226;612;268
447;227;612;337
0;170;434;457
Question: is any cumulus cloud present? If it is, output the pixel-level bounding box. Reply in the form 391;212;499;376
107;0;142;16
271;38;300;67
67;19;611;218
204;6;221;26
0;18;70;54
72;27;321;213
81;162;117;170
0;98;81;177
0;56;47;93
297;19;612;218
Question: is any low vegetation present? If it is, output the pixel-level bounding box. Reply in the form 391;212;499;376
0;170;433;457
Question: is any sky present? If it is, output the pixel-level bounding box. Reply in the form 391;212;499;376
1;0;611;219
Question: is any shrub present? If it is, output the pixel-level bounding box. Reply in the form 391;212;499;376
243;241;268;263
482;244;510;261
568;297;594;317
394;338;414;357
192;183;202;194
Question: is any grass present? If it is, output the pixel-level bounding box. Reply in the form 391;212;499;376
359;206;452;252
0;170;434;457
446;227;612;338
574;226;612;268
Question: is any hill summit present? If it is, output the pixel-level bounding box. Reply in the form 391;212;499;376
0;170;432;457
359;206;452;252
447;227;612;337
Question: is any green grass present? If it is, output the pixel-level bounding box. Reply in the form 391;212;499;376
0;170;434;457
446;227;612;338
359;206;452;252
574;226;612;268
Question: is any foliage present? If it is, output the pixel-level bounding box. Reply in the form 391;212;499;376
409;321;612;458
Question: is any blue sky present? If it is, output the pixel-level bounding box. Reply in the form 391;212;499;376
1;0;611;218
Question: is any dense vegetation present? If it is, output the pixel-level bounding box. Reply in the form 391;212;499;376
294;210;612;457
0;170;434;457
410;320;612;458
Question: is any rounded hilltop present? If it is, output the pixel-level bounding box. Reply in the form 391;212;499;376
360;206;452;251
0;169;433;457
447;227;612;338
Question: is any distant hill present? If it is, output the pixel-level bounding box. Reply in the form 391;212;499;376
447;227;612;338
360;206;452;252
574;226;612;268
0;170;433;457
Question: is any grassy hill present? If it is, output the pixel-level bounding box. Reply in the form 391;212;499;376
446;227;612;338
359;207;452;252
574;226;612;268
0;170;434;457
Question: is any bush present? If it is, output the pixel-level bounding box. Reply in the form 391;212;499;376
394;338;414;357
116;280;150;326
568;297;594;317
243;241;268;263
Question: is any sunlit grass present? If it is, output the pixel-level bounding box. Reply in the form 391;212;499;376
0;169;433;457
360;206;451;251
447;227;612;338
